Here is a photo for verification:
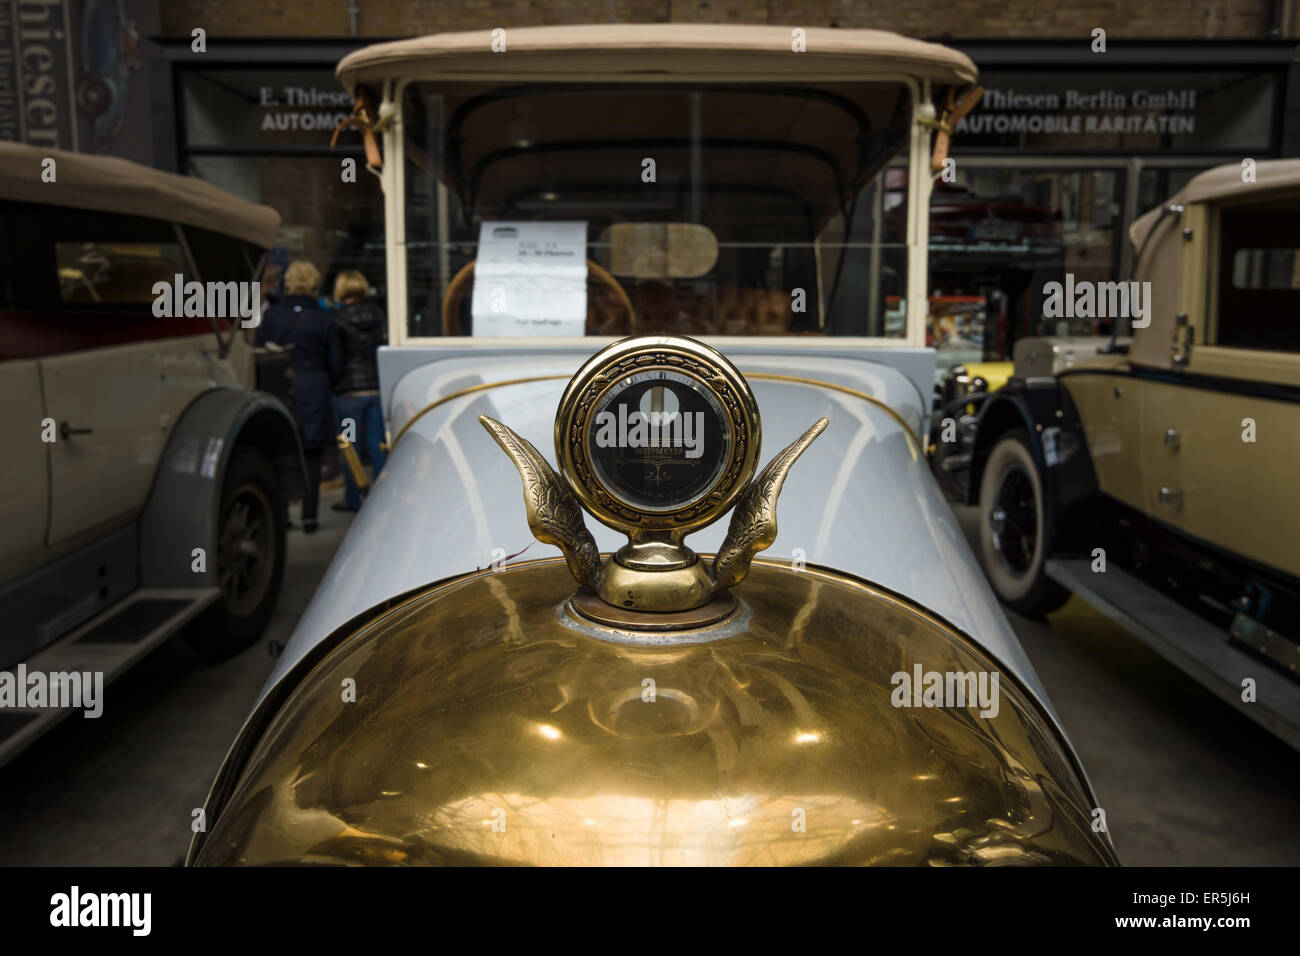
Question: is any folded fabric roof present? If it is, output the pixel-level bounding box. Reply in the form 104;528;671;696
0;142;281;248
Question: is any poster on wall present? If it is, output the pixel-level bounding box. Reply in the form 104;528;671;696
0;0;157;160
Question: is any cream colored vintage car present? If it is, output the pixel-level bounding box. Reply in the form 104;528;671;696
0;144;303;765
190;25;1117;866
967;161;1300;748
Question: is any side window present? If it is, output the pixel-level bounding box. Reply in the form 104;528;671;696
0;201;214;363
184;225;258;286
55;241;186;305
183;225;261;338
0;201;182;311
1215;196;1300;352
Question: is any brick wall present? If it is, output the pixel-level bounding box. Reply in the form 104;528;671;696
162;0;1279;39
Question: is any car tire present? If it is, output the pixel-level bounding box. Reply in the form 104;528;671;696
184;447;287;661
977;428;1070;618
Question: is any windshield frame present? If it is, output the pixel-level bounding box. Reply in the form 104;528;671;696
376;71;936;349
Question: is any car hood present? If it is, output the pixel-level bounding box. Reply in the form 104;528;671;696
257;345;1058;729
197;559;1112;866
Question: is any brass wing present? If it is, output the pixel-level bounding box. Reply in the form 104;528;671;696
712;418;829;590
479;415;601;587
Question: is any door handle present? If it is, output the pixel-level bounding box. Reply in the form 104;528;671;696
60;421;94;441
1172;313;1193;368
1158;487;1183;507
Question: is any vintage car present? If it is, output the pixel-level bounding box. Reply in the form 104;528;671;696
931;337;1105;501
0;143;303;766
964;160;1300;749
189;25;1117;866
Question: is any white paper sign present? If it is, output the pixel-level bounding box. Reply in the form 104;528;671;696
470;221;588;336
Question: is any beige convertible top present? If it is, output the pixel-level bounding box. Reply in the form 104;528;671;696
1127;157;1300;369
337;23;978;92
1129;158;1300;249
0;142;281;247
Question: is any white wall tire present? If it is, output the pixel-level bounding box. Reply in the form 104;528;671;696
977;429;1070;617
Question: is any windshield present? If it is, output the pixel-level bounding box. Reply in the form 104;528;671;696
401;81;913;339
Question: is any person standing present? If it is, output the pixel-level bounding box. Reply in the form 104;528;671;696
330;271;388;512
257;260;341;533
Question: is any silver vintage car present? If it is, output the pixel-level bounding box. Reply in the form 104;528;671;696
190;24;1117;867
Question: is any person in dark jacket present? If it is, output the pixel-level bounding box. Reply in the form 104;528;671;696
256;259;341;533
330;271;388;512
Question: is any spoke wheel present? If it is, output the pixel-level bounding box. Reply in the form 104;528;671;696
186;448;287;661
218;483;275;617
977;428;1069;618
990;464;1038;576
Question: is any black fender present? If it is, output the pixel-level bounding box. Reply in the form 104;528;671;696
967;378;1100;558
138;388;306;589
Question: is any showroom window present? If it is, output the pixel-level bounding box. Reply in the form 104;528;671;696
923;165;1126;371
177;67;386;305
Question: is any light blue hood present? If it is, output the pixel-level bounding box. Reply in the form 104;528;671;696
256;341;1060;734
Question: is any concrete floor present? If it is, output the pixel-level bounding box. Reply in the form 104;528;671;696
948;503;1300;866
0;500;1296;866
0;505;354;867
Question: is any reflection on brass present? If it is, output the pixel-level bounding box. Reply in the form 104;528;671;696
336;435;370;495
480;415;600;588
193;559;1117;867
714;418;829;590
593;548;718;612
568;587;738;630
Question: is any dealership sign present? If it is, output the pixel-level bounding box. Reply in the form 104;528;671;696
960;86;1198;137
257;84;352;135
955;70;1276;151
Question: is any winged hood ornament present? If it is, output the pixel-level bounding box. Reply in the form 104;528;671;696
480;336;827;625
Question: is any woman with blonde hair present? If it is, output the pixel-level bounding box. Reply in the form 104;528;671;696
256;259;341;532
330;270;388;512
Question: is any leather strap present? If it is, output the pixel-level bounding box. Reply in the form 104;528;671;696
331;87;384;170
930;85;984;173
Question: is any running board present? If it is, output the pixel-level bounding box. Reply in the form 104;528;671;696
1046;558;1300;751
0;587;219;768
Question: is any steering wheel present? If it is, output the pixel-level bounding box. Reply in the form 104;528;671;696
441;258;636;336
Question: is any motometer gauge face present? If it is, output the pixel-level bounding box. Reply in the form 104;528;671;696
586;369;731;512
556;336;761;535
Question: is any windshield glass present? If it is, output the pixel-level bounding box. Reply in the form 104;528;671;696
401;81;913;338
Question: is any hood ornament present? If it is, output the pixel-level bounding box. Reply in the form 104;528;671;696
480;336;827;625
